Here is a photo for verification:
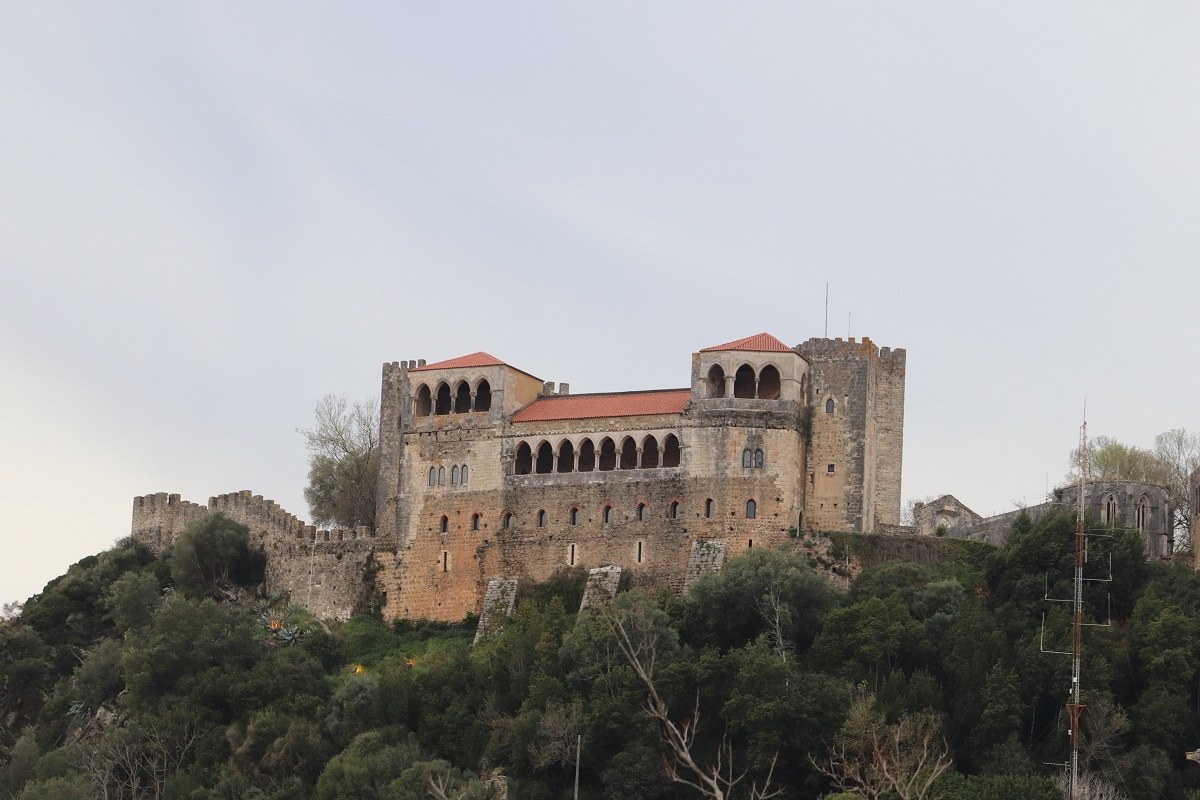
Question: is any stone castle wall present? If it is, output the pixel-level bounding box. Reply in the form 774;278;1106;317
131;490;375;620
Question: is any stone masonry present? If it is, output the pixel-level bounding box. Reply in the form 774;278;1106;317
132;332;907;622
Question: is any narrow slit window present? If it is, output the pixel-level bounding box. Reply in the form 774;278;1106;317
637;541;643;563
471;513;480;531
537;509;547;528
637;503;647;521
754;449;764;469
569;544;576;566
440;515;448;533
603;505;613;524
746;499;757;519
748;539;753;549
570;507;579;526
669;500;680;519
705;498;714;518
442;551;449;572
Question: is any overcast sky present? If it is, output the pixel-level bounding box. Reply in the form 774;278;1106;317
3;4;1199;607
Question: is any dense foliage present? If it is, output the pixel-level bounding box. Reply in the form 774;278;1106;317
3;510;1200;798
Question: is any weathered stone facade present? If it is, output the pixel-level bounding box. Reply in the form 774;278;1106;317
132;332;907;622
939;481;1173;558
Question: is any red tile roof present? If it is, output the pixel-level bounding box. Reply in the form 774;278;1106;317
700;333;793;353
410;352;510;372
512;389;690;423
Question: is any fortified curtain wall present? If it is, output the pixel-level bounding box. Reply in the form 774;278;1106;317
131;490;375;620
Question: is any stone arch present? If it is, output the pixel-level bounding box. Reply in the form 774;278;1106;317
641;435;659;469
1103;494;1117;525
435;382;452;415
578;438;596;472
734;364;756;398
707;364;726;398
557;439;575;473
535;441;554;474
758;364;781;399
598;438;617;471
453;380;471;413
619;437;638;470
662;434;681;467
514;442;533;475
474;379;492;412
415;384;432;416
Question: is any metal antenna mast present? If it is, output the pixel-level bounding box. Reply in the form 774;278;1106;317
1066;416;1088;800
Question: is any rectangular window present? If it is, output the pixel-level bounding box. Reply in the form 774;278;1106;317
637;541;643;563
569;544;576;566
827;464;835;473
442;551;448;572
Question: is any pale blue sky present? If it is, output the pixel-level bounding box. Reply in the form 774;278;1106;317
3;4;1199;605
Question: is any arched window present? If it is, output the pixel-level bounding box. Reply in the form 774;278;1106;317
662;434;681;467
515;442;533;475
637;502;647;521
578;439;596;472
536;442;554;474
705;498;714;518
758;365;781;399
428;467;436;487
734;364;756;398
439;515;449;533
471;513;481;531
754;449;764;469
707;364;726;398
437;467;445;485
569;507;579;526
603;505;613;524
669;500;680;519
642;435;659;469
415;385;432;417
1104;495;1116;524
503;512;514;530
537;510;547;528
435;383;452;415
557;440;575;473
453;381;471;413
743;449;753;468
475;379;492;412
461;465;468;484
826;398;835;414
599;438;617;471
451;465;459;484
746;499;757;519
619;437;638;470
1137;497;1149;532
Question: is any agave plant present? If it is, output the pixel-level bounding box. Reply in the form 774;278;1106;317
276;626;304;646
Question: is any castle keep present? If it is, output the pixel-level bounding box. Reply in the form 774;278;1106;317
132;333;906;621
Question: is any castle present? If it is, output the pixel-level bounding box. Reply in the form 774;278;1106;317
133;333;906;621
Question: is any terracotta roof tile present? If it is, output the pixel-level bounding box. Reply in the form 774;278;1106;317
700;333;793;353
512;390;690;423
410;352;510;372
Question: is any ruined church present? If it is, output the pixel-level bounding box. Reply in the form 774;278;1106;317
132;333;906;621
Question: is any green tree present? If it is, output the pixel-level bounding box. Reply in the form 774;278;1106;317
169;513;264;599
299;394;379;530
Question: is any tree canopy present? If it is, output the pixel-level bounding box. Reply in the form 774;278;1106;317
299;394;380;530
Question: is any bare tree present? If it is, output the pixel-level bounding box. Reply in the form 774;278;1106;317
1153;428;1200;549
756;587;793;666
810;697;952;800
299;394;380;529
602;601;782;800
529;698;588;772
1058;768;1129;800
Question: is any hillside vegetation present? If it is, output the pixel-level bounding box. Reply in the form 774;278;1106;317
3;511;1199;799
